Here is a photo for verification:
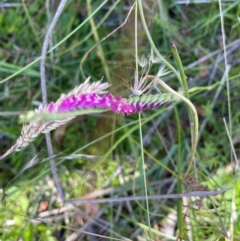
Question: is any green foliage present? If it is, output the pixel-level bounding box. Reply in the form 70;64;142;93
0;9;23;35
0;0;240;240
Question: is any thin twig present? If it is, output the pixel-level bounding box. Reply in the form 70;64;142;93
185;38;240;71
66;188;230;205
218;0;231;137
40;0;68;203
40;0;67;105
223;118;240;170
198;65;231;141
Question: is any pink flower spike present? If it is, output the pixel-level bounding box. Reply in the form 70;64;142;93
98;95;112;108
68;95;78;110
84;93;98;108
58;98;71;112
120;103;133;115
76;94;87;109
48;102;56;113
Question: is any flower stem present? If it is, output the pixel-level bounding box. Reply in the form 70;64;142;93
170;44;198;178
135;3;152;237
171;43;189;99
137;0;182;85
174;107;184;239
147;75;199;179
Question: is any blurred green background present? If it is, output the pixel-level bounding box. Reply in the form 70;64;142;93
0;0;240;240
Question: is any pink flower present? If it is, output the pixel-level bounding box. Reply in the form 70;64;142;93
0;78;174;160
40;93;134;115
44;92;173;116
36;78;174;116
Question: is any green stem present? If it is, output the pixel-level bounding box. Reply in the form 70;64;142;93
138;0;198;178
171;43;188;98
139;113;152;238
170;44;197;177
135;2;139;74
137;0;182;85
174;107;184;239
135;3;152;238
147;75;198;179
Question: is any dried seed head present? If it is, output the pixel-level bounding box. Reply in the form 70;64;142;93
136;54;148;68
132;50;170;96
157;64;170;78
149;48;162;64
